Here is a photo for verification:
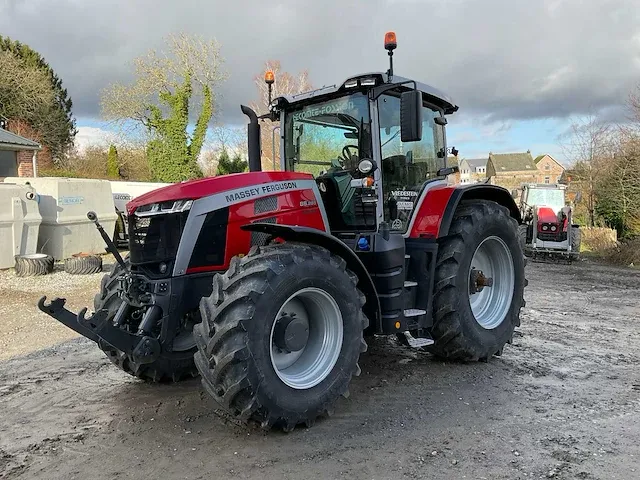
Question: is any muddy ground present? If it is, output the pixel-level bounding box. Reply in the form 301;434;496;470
1;259;639;480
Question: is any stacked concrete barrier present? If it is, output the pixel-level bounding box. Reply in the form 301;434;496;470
0;183;43;269
3;177;118;260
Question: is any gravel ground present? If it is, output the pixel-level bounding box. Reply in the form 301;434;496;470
0;256;117;360
1;258;639;479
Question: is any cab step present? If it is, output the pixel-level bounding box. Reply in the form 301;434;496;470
403;331;435;348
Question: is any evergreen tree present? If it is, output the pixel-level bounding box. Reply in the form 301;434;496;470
0;36;76;159
216;148;247;175
107;145;119;178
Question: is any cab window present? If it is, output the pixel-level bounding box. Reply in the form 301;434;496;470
377;92;445;231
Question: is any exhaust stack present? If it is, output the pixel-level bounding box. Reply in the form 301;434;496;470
241;105;262;172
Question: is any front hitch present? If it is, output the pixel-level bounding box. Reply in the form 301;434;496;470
38;296;160;365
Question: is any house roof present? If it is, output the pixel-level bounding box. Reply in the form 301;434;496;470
534;153;565;169
489;151;536;173
465;157;488;169
0;128;41;151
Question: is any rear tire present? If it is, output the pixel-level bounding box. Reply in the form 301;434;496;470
94;260;199;382
571;226;581;253
193;243;368;431
14;254;54;277
430;200;526;361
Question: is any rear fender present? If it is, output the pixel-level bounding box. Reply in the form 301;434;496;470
241;223;381;331
438;184;522;238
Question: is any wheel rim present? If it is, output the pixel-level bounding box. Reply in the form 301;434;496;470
468;236;515;329
21;254;48;259
269;287;344;390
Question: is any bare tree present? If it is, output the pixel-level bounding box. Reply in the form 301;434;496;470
100;33;227;181
560;113;615;227
249;60;312;171
100;32;227;139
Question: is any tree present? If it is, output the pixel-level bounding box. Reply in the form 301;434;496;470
560;114;615;227
0;37;77;160
216;147;247;175
101;33;227;182
250;60;312;171
595;131;640;237
107;144;119;178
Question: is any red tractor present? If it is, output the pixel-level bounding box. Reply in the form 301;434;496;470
516;183;581;263
39;33;527;431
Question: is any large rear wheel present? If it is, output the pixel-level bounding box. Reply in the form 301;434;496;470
430;200;526;361
193;243;368;431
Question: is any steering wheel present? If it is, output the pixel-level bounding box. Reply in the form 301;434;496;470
341;145;359;163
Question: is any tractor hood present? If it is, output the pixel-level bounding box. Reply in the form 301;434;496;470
126;171;314;215
536;206;559;224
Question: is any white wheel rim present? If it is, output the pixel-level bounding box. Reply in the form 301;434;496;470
269;287;343;390
21;254;48;259
468;236;515;329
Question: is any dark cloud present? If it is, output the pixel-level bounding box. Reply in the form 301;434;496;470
2;0;639;125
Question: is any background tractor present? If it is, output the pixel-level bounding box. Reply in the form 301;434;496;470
516;183;581;263
39;32;528;432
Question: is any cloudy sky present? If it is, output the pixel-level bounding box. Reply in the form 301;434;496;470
2;0;640;163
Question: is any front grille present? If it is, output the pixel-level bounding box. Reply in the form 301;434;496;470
251;216;277;246
254;196;278;214
537;231;567;242
128;211;190;264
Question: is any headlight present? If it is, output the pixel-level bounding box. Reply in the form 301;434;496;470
358;159;373;174
134;199;193;217
542;225;549;231
550;225;557;232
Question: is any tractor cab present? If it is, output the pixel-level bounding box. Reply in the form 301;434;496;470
254;32;459;237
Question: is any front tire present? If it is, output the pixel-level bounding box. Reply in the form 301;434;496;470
430;200;526;361
193;243;368;431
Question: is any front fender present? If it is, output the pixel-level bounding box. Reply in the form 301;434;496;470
241;223;381;331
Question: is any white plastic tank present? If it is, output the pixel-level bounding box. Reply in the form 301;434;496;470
0;183;42;269
109;181;171;207
3;177;118;260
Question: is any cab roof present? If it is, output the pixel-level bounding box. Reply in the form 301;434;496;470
275;72;459;115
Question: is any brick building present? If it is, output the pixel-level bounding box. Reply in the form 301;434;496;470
486;151;538;191
0;127;42;178
534;154;565;184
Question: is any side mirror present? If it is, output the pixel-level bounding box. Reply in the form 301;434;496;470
511;189;519;198
400;90;422;142
574;192;582;204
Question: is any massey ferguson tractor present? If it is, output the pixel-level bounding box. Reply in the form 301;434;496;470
516;183;581;263
38;32;527;431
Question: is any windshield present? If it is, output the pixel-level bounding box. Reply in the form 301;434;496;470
283;92;376;233
526;188;565;210
284;92;372;175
